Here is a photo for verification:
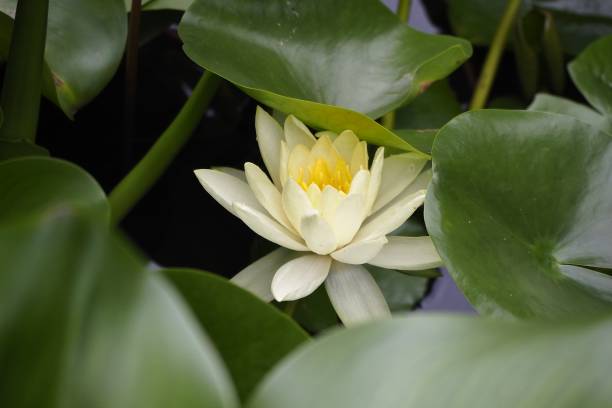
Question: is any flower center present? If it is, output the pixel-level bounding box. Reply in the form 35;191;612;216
296;157;352;193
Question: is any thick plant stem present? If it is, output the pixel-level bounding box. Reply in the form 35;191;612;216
123;0;143;166
469;0;522;110
109;71;221;224
0;0;49;143
381;0;412;129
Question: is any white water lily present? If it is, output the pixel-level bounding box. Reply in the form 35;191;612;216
195;107;442;326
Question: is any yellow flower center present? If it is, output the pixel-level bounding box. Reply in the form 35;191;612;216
296;157;353;193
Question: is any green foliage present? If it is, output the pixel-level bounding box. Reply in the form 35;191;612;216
0;211;239;408
164;268;308;400
248;314;612;407
426;110;612;319
0;0;127;117
0;157;109;223
179;0;471;154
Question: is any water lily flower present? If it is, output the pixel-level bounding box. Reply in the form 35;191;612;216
195;107;442;325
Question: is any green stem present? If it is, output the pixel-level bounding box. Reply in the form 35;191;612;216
109;71;221;223
469;0;522;110
0;0;49;143
381;0;412;129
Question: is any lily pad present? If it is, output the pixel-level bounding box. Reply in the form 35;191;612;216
0;157;109;224
179;0;471;154
425;110;612;319
0;0;127;117
247;313;612;408
164;268;308;400
0;211;238;408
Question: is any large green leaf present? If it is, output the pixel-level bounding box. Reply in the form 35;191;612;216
0;0;127;117
164;268;308;400
247;313;612;408
179;0;471;154
449;0;612;55
0;157;109;224
568;34;612;116
425;110;612;319
0;211;238;408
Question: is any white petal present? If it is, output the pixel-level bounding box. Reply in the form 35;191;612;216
233;202;308;251
354;189;426;241
365;147;385;214
350;141;369;175
282;179;316;232
279;141;289;187
331;236;388;264
194;169;263;216
300;214;338;254
348;169;370;196
284;115;316;150
244;162;294;232
211;166;246;182
320;185;344;223
231;247;298;302
373;155;428;213
271;254;332;301
255;106;284;188
368;236;443;270
332;130;359;162
332;193;366;247
325;262;391;326
316;130;338;141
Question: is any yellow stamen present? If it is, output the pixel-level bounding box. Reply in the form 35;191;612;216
295;157;352;193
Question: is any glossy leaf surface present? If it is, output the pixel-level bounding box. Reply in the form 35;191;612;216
164;268;308;400
0;0;127;117
179;0;471;153
248;314;612;408
528;93;612;134
425;110;612;319
0;212;238;408
0;157;108;224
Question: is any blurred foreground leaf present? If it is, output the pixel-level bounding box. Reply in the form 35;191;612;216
249;313;612;408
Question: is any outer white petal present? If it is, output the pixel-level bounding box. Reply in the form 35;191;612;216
365;147;385;214
244;162;294;232
233;202;308;251
332;130;359;162
284;115;316;150
194;169;263;216
271;254;332;301
368;236;443;270
331;236;387;265
332;193;366;247
300;214;338;254
325;262;391;326
255;106;284;187
372;155;428;213
279;141;289;186
403;168;432;195
211;166;246;182
231;247;298;302
282;179;316;232
354;189;426;241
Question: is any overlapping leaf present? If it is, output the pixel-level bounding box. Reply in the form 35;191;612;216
248;314;612;408
0;211;238;408
179;0;471;154
0;157;109;224
425;110;612;319
0;0;127;117
164;268;308;400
